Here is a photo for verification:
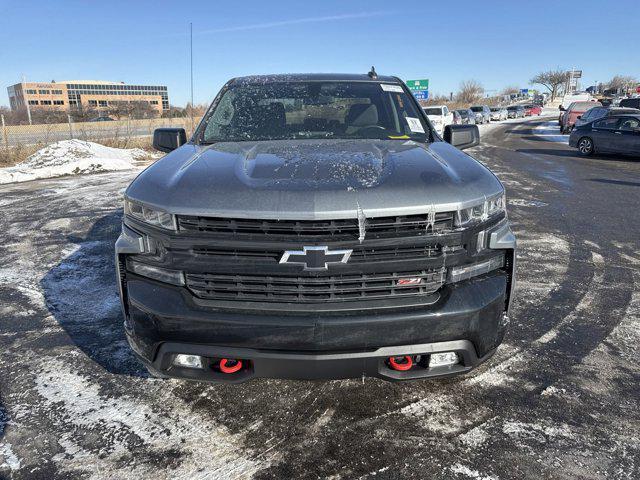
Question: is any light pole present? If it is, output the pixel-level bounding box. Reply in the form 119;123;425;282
23;74;32;125
190;22;194;135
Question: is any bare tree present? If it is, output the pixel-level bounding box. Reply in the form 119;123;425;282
422;94;450;106
604;75;638;94
530;69;568;101
500;85;520;96
455;80;484;105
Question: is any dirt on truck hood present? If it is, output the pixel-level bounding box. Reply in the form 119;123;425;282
125;139;504;220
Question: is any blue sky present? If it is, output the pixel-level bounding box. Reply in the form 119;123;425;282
1;0;639;107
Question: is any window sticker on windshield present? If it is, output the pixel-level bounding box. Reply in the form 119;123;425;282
405;117;425;133
380;84;404;93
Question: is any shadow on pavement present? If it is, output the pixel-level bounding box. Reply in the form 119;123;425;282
40;211;147;378
516;148;576;157
588;178;640;188
517;148;640;163
0;397;7;441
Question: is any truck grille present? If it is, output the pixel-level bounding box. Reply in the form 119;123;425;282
191;243;463;264
178;212;454;239
185;269;445;303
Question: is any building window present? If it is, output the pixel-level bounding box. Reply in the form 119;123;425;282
150;100;158;105
28;100;39;105
39;89;50;94
69;100;78;106
53;100;64;105
52;89;63;95
88;100;98;106
26;89;37;94
40;100;52;105
98;100;108;107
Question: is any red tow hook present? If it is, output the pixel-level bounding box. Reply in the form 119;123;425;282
219;358;243;374
388;356;413;371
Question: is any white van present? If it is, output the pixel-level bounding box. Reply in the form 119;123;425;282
561;92;594;110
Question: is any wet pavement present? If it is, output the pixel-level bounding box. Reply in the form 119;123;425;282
1;118;639;479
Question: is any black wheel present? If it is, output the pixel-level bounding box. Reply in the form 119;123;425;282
577;137;594;156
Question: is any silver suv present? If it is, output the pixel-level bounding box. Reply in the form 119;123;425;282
470;105;492;124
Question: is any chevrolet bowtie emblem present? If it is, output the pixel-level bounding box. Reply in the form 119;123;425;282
279;246;353;271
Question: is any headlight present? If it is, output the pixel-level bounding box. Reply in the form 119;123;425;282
124;199;176;230
455;193;506;226
126;258;184;285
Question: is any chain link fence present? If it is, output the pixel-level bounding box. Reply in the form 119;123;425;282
1;114;201;167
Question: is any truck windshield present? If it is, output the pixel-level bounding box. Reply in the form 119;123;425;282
470;107;483;112
199;81;430;143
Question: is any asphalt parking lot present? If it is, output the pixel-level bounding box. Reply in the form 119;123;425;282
1;117;639;480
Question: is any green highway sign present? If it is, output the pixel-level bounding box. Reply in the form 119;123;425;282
406;79;429;91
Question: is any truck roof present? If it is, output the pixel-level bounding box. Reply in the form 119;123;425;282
230;73;401;85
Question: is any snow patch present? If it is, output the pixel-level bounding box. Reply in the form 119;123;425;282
0;441;21;471
34;360;264;478
532;122;568;143
508;198;548;208
0;139;147;184
450;463;498;480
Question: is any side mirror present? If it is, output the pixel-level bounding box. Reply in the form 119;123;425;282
153;128;187;153
577;115;582;119
444;124;480;150
559;105;566;111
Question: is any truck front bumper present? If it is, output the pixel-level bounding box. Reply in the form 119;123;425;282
116;222;516;383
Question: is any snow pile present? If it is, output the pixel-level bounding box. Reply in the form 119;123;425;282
0;139;147;184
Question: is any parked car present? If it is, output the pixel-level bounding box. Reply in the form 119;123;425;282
456;108;476;125
523;104;542;116
489;107;508;121
560;101;603;134
116;72;515;383
574;106;640;128
451;110;462;125
422;105;454;135
569;114;640;156
506;105;525;118
619;98;640;109
470;105;491;124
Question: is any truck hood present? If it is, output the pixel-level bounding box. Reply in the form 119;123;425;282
126;139;503;220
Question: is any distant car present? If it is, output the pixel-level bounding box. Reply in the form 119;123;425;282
574;106;640;128
470;105;491;124
456;109;476;125
422;105;454;135
569;114;640;156
89;116;115;122
561;92;594;110
506;106;525;118
451;110;462;125
619;98;640;109
560;101;602;134
489;107;508;121
523;105;542;116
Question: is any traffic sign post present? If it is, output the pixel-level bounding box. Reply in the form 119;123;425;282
406;79;429;91
406;79;429;101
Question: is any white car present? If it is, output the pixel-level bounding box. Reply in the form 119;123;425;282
422;105;454;135
489;107;508;121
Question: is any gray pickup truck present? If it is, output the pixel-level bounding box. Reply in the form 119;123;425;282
116;71;516;383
